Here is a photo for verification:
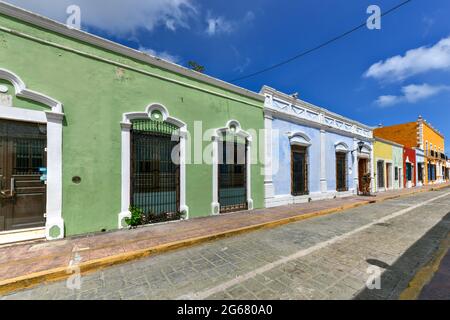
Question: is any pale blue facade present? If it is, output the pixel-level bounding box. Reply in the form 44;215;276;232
271;119;356;197
415;148;425;186
272;119;321;195
325;132;355;192
262;86;374;208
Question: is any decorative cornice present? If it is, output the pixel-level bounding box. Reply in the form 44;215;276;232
421;119;445;139
0;68;63;113
261;85;373;131
262;87;373;141
0;1;264;103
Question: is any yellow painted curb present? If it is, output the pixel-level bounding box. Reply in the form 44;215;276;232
399;233;450;300
0;185;449;296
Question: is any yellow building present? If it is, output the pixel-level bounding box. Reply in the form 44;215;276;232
420;118;446;184
374;116;447;185
373;138;404;193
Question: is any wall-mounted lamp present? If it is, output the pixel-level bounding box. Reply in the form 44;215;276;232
351;141;366;155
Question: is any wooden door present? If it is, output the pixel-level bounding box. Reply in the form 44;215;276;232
291;146;308;196
386;163;392;189
336;152;348;192
0;120;46;232
358;158;368;193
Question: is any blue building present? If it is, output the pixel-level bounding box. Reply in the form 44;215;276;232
415;148;425;186
261;86;374;207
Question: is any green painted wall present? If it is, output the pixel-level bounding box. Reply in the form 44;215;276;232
0;14;265;236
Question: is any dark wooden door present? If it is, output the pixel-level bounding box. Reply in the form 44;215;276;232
336;152;348;192
377;161;385;189
358;158;368;193
0;120;46;232
291;146;308;196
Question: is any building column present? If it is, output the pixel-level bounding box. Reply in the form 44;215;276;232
118;122;132;228
370;147;375;193
211;135;220;215
246;138;253;210
264;113;275;202
45;112;64;240
320;129;327;193
353;138;359;194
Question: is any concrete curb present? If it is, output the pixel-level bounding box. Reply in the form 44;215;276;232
0;184;449;296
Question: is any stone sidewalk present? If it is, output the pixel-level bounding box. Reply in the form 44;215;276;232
0;183;448;294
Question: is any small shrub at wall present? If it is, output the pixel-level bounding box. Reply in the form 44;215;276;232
126;207;183;228
125;206;147;229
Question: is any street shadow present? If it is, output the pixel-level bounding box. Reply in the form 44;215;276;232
354;212;450;300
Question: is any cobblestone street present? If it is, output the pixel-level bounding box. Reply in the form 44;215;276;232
3;190;450;300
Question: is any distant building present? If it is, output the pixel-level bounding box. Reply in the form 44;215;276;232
373;138;404;193
261;86;374;207
374;116;447;185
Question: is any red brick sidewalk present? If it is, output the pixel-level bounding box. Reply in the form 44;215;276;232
0;183;449;294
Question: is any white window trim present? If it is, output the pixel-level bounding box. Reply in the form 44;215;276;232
288;132;312;147
118;103;188;228
211;120;253;215
287;131;313;193
0;68;64;240
334;141;350;153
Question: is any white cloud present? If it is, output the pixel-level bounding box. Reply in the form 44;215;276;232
206;16;233;36
376;84;450;107
365;36;450;81
138;47;180;64
205;11;255;36
5;0;198;35
376;95;402;107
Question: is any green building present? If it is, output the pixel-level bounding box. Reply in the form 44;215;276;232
0;2;265;242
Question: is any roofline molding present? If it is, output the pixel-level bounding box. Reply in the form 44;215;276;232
0;1;264;103
261;85;373;131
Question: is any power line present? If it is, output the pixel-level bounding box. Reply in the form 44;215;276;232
230;0;413;83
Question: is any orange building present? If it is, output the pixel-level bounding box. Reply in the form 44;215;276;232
374;116;447;185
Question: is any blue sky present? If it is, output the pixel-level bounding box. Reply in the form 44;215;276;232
6;0;450;150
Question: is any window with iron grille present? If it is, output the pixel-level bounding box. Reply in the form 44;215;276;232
394;166;398;181
291;145;309;196
336;152;348;192
218;134;247;213
130;119;181;223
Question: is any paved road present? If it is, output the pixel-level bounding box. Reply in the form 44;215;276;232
3;190;450;300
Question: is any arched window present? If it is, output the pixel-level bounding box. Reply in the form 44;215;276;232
289;132;311;196
335;142;349;192
211;120;253;215
120;104;188;227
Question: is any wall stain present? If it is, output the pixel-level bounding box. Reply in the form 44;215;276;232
114;67;131;82
0;34;8;48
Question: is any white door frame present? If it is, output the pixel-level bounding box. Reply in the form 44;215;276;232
0;68;64;240
118;103;189;227
211;120;253;215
